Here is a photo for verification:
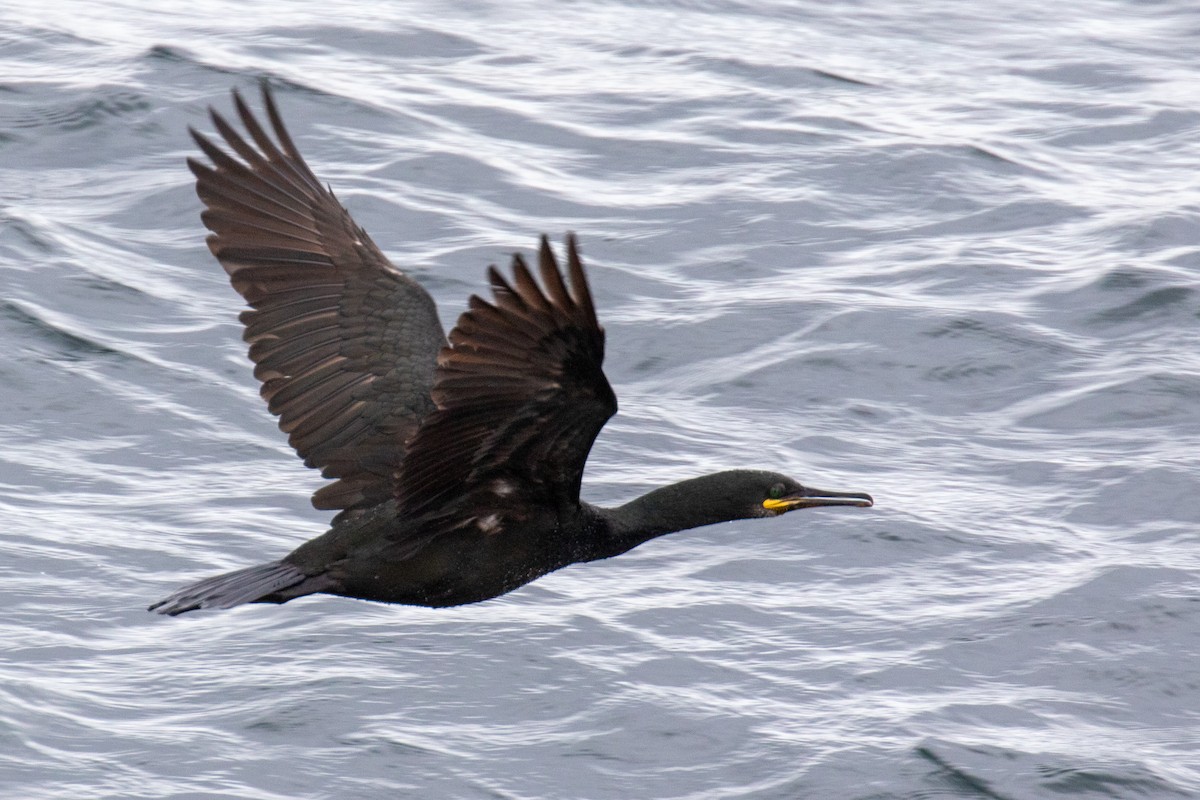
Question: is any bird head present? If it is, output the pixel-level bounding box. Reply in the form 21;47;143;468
745;471;874;518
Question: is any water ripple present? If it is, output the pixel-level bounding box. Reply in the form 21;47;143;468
2;0;1199;798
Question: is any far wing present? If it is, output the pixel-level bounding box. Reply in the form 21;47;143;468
189;83;445;516
397;235;617;519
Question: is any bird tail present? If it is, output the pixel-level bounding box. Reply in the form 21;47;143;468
148;560;320;616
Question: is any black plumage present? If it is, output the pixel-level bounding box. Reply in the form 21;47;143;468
149;84;872;616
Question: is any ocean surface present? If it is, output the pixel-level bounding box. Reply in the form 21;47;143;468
2;1;1199;798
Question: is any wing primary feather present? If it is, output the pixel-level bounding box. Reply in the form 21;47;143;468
260;81;306;161
237;86;323;195
208;111;275;174
508;254;547;313
565;233;596;323
537;234;573;311
230;90;288;170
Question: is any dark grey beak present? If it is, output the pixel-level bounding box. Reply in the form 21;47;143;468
764;487;874;512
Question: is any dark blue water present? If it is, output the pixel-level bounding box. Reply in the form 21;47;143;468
2;2;1199;798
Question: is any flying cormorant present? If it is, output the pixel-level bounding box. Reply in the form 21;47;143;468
149;85;872;616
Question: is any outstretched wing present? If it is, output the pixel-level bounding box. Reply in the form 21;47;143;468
188;83;445;516
397;235;617;519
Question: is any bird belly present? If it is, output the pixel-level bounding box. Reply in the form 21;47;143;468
330;525;570;608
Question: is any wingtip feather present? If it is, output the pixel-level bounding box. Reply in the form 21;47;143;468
564;233;596;322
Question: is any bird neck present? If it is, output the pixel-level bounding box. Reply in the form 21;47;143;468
594;475;749;559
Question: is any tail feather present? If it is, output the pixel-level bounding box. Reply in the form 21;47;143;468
148;560;314;616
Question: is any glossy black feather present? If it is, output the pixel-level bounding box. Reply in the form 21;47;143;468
397;234;616;520
149;84;872;617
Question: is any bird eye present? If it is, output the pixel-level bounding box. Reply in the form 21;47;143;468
768;483;785;500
